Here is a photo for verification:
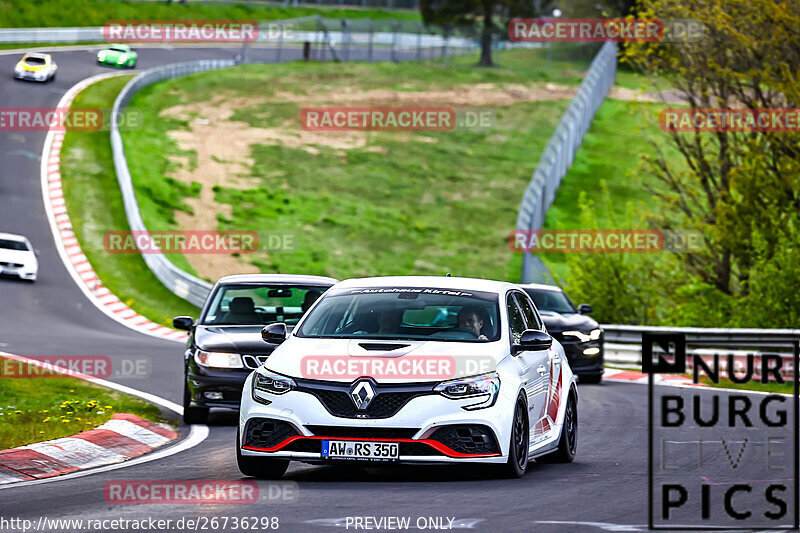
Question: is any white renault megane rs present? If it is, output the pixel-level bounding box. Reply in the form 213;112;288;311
238;276;578;479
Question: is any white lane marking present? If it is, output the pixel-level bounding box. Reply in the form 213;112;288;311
533;522;647;532
0;351;209;489
38;72;185;344
97;419;169;448
24;438;128;469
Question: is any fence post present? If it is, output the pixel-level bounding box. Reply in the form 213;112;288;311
276;21;284;62
390;20;399;62
367;19;374;62
416;20;422;61
441;25;450;63
341;19;350;61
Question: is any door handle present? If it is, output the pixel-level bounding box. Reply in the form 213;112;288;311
537;365;547;376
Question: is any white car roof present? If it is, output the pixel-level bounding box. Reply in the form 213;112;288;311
333;275;520;295
216;273;338;286
517;283;564;293
24;53;49;59
0;232;28;242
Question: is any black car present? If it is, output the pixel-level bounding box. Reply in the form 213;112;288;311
520;283;603;383
173;274;338;423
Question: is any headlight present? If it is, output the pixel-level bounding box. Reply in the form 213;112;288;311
98;51;106;60
252;368;296;403
117;56;126;63
194;349;243;369
14;65;23;74
434;372;500;410
562;329;602;343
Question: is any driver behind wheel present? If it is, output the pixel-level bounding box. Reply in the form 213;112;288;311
457;305;488;340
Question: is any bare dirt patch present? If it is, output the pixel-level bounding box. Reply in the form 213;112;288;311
160;82;653;279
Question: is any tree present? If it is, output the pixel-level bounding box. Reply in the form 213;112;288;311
622;0;800;304
420;0;552;66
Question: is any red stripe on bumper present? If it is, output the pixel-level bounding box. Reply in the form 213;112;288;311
243;435;500;459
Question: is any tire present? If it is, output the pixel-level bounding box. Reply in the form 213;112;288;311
544;391;577;463
499;394;529;478
580;374;602;384
237;429;289;479
182;377;208;425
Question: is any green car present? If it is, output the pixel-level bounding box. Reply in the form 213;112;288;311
97;44;138;68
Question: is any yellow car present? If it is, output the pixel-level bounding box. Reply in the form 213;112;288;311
14;52;58;82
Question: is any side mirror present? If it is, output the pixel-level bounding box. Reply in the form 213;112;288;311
172;316;194;331
34;249;41;257
513;329;552;354
578;304;593;314
262;322;287;345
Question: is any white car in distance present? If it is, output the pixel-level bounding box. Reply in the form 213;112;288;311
0;233;39;282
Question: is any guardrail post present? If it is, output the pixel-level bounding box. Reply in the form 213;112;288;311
416;21;422;61
341;19;350;62
367;19;374;62
277;21;284;62
390;20;399;62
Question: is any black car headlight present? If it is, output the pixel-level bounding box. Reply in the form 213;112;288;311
252;368;296;404
434;372;500;410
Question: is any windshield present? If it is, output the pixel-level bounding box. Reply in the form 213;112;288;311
525;288;576;314
297;287;501;342
0;239;29;251
23;56;46;65
201;284;329;326
110;46;128;53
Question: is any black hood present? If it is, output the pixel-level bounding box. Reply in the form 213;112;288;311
539;311;599;333
194;325;275;355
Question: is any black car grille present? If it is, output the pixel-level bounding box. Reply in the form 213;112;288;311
0;262;22;268
305;426;419;439
429;425;500;455
243;418;299;449
296;379;435;419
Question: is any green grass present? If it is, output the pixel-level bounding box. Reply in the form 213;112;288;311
121;47;596;285
538;98;683;281
0;357;171;450
59;75;201;326
0;0;420;29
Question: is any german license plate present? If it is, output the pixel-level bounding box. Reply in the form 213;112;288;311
321;440;399;461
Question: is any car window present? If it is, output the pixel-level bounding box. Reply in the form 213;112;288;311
24;56;46;65
514;291;542;330
110;47;128;53
525;288;576;314
201;284;329;326
506;293;526;345
0;239;29;251
297;287;501;342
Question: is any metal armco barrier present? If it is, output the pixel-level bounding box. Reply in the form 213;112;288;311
603;325;800;375
107;18;481;308
516;41;618;284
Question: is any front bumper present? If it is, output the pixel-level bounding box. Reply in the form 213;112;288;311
555;336;604;377
187;366;252;409
239;374;515;465
14;70;47;82
0;265;37;281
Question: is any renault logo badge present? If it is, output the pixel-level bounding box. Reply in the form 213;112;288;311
350;380;375;410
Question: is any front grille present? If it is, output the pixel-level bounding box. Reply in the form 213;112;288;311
241;354;270;369
296;378;435;419
305;426;419;439
0;262;22;268
429;425;500;455
243;418;299;449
